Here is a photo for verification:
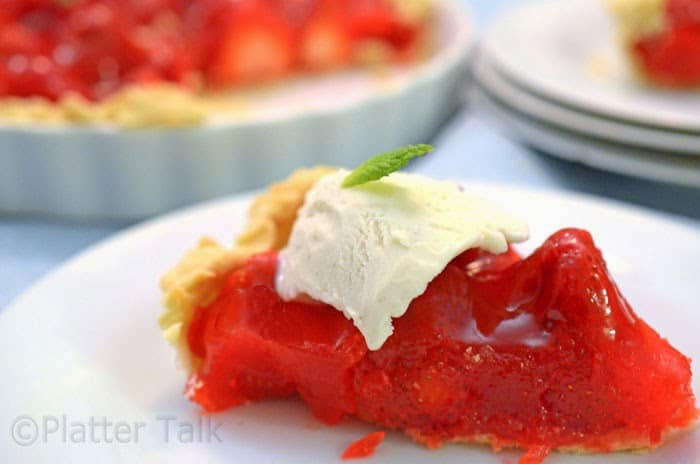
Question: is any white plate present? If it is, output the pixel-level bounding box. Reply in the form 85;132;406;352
483;0;700;132
472;53;700;155
0;0;471;220
1;184;698;463
472;86;700;188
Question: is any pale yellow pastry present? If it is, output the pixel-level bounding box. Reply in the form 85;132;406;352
159;166;335;369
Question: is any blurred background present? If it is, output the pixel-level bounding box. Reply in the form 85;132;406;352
1;0;699;308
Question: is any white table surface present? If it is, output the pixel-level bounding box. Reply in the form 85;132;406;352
1;0;699;310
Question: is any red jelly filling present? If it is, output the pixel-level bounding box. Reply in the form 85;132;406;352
187;228;697;452
632;0;700;87
0;0;425;101
341;431;386;460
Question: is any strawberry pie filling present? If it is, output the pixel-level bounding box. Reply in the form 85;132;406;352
0;0;427;102
185;228;697;452
632;0;700;87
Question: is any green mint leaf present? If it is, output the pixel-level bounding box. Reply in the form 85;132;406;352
342;144;435;188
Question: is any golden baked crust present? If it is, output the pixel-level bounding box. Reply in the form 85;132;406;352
234;166;338;252
0;84;215;128
405;423;693;454
159;166;337;369
388;0;433;25
605;0;666;44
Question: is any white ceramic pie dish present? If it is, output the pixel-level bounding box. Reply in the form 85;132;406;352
0;0;471;220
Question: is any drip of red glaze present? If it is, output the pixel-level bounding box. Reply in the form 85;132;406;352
517;445;552;464
341;431;386;460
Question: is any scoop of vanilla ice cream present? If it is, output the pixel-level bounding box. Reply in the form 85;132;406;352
276;170;529;350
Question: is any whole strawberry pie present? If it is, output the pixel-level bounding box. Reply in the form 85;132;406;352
608;0;700;87
159;146;697;464
0;0;431;126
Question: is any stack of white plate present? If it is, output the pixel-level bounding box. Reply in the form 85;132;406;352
473;0;700;188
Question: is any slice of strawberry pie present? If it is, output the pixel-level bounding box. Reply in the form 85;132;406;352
159;149;697;461
607;0;700;87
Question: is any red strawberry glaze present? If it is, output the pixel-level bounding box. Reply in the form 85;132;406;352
186;228;697;455
341;431;386;460
0;0;425;101
632;0;700;87
517;446;552;464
